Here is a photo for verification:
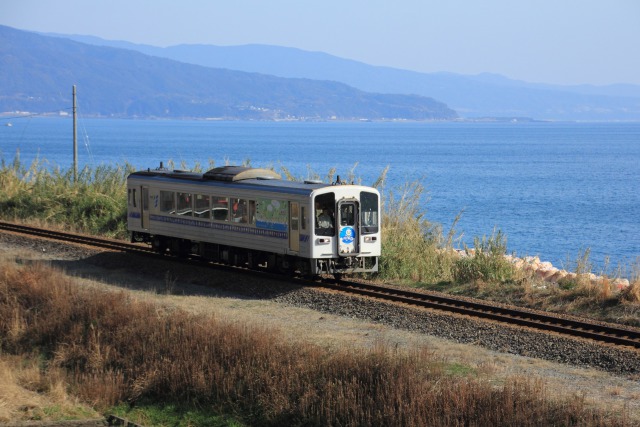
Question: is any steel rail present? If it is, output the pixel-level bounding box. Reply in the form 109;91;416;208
0;221;154;255
322;279;640;349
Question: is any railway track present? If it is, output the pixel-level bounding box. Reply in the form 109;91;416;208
2;220;639;350
322;280;640;349
0;221;154;255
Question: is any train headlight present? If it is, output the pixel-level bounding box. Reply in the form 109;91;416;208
364;236;377;243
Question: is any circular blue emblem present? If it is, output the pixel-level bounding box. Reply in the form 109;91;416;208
340;226;356;244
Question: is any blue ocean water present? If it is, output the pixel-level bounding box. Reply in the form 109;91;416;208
1;116;639;274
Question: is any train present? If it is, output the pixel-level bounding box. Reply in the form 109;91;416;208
127;163;381;276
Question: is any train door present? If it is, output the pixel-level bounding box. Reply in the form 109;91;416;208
289;202;300;253
141;186;149;229
337;200;359;255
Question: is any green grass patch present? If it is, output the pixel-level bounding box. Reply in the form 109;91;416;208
109;402;244;427
442;362;478;378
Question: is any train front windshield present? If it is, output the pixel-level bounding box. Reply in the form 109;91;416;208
314;191;379;236
360;191;379;234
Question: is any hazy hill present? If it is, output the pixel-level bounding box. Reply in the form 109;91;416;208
53;33;640;121
0;25;457;121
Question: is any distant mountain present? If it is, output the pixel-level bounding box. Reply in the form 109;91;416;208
0;25;457;121
50;33;640;121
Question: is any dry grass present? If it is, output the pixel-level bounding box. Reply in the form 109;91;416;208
621;274;640;304
0;258;631;426
0;356;98;423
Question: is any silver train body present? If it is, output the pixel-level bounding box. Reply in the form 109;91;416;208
127;165;381;275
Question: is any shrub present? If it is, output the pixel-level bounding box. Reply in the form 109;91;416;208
378;179;456;283
0;156;133;238
621;259;640;304
453;230;516;284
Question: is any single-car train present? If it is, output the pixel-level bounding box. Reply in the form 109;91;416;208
127;164;381;276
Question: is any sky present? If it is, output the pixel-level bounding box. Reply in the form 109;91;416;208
2;0;639;86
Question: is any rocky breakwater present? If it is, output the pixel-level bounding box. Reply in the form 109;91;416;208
508;255;631;290
455;250;631;290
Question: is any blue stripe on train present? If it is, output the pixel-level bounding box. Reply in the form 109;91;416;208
130;212;311;242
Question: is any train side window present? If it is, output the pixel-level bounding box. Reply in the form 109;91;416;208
160;191;175;214
301;206;307;230
314;193;335;236
194;194;210;219
360;191;379;234
248;200;256;225
177;192;192;216
231;198;248;223
127;189;137;207
212;196;229;221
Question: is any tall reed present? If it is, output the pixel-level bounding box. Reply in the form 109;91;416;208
377;178;458;283
0;155;133;238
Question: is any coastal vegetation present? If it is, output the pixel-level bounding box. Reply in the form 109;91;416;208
0;156;638;424
0;155;132;238
0;156;638;323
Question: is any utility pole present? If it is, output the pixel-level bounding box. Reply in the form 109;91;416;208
73;85;77;182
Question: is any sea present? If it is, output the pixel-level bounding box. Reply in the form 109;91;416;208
1;116;639;276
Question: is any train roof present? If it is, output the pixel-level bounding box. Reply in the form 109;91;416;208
128;165;377;196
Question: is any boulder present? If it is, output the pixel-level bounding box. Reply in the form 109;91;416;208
612;278;630;290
